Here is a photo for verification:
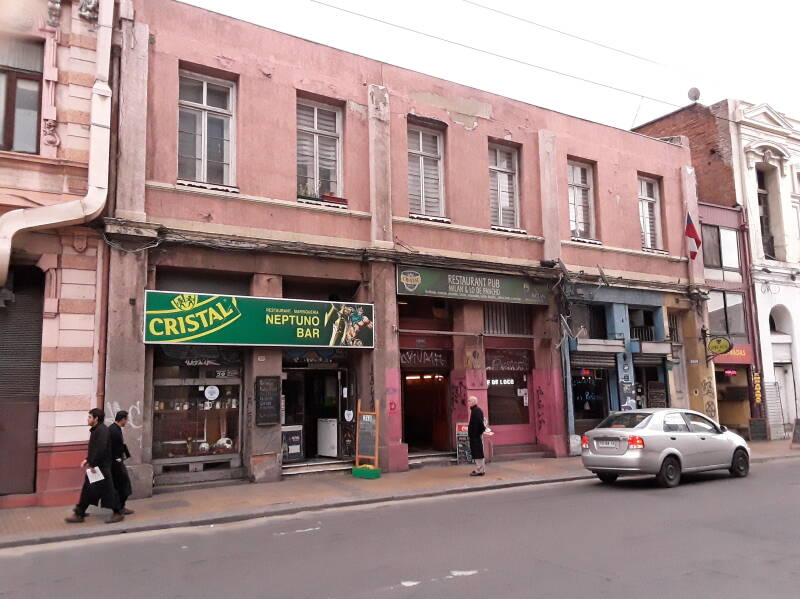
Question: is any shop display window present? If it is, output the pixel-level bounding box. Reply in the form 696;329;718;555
572;369;608;421
487;371;529;425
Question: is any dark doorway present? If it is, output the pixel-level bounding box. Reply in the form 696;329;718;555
282;370;342;460
0;266;44;495
402;372;449;452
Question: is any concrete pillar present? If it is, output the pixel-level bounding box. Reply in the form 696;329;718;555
451;302;488;458
368;84;392;247
538;130;560;261
608;303;632;411
682;309;718;419
104;247;151;497
532;301;568;456
246;274;283;482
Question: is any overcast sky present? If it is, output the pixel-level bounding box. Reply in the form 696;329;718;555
181;0;800;130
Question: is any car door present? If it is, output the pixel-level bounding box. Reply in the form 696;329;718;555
660;412;701;469
684;412;731;468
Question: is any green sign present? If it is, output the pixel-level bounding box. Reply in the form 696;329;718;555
144;290;374;348
396;265;548;304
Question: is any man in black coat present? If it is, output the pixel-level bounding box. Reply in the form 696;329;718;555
109;410;134;515
467;396;486;476
65;408;125;524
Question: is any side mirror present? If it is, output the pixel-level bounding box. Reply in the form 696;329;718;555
719;425;727;433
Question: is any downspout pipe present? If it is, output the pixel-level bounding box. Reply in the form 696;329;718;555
0;0;114;287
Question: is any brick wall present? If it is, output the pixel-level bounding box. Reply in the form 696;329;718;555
635;102;738;207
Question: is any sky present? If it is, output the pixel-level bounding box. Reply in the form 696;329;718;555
180;0;800;130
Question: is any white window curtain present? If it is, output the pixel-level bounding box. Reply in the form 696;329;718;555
407;127;443;216
0;38;44;73
638;177;660;249
296;101;341;198
489;145;518;228
568;162;593;238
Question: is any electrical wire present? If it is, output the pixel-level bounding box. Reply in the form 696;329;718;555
460;0;661;66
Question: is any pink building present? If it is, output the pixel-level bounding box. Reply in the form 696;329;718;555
0;0;704;504
0;0;113;507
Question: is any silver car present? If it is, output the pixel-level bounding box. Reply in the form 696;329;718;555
581;409;750;487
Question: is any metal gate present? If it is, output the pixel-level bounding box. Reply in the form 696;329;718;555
0;266;44;495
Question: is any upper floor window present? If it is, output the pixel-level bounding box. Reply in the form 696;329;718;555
701;225;741;282
407;126;443;217
297;100;341;198
178;72;235;186
484;303;531;335
568;161;594;239
756;169;776;259
708;291;746;338
793;200;800;241
0;38;44;154
638;176;661;249
488;144;519;229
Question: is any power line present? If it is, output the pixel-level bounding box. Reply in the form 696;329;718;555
460;0;661;66
307;0;680;109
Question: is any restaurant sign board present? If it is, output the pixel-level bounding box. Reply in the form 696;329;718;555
397;266;548;305
144;290;374;348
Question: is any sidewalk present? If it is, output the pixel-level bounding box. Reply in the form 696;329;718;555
2;440;797;549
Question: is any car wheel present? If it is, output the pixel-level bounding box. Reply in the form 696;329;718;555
656;456;681;488
729;448;749;478
597;473;618;484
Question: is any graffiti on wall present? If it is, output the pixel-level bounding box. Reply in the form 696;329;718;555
701;377;717;419
104;399;143;429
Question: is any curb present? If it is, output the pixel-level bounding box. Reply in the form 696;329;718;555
3;452;798;550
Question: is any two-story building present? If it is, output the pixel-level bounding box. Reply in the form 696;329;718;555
636;100;800;440
0;0;113;507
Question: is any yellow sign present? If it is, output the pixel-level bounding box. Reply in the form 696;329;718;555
707;336;733;355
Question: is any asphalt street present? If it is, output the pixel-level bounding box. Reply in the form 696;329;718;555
2;459;799;599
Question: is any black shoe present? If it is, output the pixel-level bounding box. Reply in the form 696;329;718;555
120;508;135;515
470;471;485;477
65;514;85;523
106;513;125;524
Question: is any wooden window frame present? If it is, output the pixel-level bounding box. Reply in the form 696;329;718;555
407;124;444;217
637;175;662;250
568;160;595;240
296;98;343;199
0;66;42;154
489;143;520;230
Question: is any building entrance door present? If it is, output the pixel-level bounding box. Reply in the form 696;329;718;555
402;372;449;452
0;266;44;496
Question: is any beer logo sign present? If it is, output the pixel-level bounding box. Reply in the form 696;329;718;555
399;270;422;292
707;336;733;355
146;294;242;342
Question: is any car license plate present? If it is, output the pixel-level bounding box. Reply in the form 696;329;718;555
597;440;617;449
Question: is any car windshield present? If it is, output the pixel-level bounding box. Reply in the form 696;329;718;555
597;412;652;429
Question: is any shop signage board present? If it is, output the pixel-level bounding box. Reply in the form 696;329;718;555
749;418;767;441
456;422;472;463
255;376;281;426
144;291;374;348
355;400;379;467
397;266;549;305
713;344;753;365
752;371;763;405
707;336;733;355
647;382;667;409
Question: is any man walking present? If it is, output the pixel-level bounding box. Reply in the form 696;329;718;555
109;410;134;515
468;396;487;476
65;408;125;524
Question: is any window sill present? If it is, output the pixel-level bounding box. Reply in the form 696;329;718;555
491;225;527;235
177;179;239;194
570;236;602;245
298;196;348;210
410;213;451;224
641;247;668;255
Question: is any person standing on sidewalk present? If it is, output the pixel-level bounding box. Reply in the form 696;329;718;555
468;396;486;476
109;410;134;515
65;408;125;524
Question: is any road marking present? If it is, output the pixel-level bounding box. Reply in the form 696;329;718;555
400;581;420;587
450;570;478;576
272;526;322;536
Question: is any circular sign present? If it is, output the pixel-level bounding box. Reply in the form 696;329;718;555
707;337;733;355
204;385;220;400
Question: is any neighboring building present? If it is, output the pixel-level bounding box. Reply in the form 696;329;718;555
98;0;708;499
636;100;800;439
0;0;113;506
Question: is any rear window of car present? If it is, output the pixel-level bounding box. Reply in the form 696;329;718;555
597;413;652;429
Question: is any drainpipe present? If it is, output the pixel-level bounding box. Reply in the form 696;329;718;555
0;0;114;286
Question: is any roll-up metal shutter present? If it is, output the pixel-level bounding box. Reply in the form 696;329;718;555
570;351;617;368
633;354;665;366
0;266;44;495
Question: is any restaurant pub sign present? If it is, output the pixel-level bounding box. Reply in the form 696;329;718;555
144;290;374;348
397;266;548;304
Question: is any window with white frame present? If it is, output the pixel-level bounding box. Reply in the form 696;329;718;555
701;224;741;282
489;144;519;229
297;100;341;198
793;200;800;241
0;37;44;153
178;72;234;186
407;126;443;217
568;161;594;239
638;176;661;249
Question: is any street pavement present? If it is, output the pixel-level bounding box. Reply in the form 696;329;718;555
2;458;800;598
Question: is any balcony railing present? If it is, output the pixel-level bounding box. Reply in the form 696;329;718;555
631;326;656;342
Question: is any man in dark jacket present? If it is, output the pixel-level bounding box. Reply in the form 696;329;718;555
467;396;486;476
109;410;134;515
65;408;125;524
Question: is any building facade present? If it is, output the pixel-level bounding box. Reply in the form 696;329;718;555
636;100;800;440
95;0;709;499
0;0;113;507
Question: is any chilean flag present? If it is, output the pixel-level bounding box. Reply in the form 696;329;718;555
685;213;702;260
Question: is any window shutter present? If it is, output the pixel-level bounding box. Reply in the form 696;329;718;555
178;108;202;180
317;108;337;133
297;103;315;129
297;130;315;195
489;170;499;226
422;156;441;216
421;132;438;155
499;172;516;228
407;129;421;152
317;135;338;195
408;154;422;214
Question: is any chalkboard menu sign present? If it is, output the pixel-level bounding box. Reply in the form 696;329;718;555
255;376;281;426
749;418;767;441
792;419;800;446
456;423;472;464
647;382;667;409
355;400;379;467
